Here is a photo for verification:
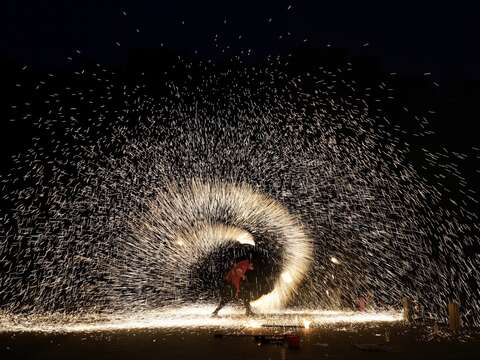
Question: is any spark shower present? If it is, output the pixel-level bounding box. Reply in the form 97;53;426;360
1;53;479;328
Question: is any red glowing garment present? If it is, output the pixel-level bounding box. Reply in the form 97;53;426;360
225;260;253;297
358;297;367;312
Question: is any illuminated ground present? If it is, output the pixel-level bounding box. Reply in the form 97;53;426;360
0;306;401;333
1;306;480;359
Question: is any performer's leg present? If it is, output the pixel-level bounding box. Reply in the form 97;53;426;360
242;290;254;316
212;284;232;316
212;297;228;316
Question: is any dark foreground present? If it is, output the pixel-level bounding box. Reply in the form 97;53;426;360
1;322;480;360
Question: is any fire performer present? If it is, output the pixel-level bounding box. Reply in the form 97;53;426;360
211;259;255;317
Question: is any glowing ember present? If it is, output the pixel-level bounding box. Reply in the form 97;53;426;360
330;257;341;265
303;319;312;329
281;271;294;284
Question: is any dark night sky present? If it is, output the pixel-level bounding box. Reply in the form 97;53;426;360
2;0;480;80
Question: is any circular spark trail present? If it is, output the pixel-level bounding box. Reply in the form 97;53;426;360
117;180;313;311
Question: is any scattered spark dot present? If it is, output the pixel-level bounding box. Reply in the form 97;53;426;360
330;257;341;265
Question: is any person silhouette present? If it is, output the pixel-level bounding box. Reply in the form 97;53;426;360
211;259;255;317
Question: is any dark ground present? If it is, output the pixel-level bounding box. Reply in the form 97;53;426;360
1;322;480;360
